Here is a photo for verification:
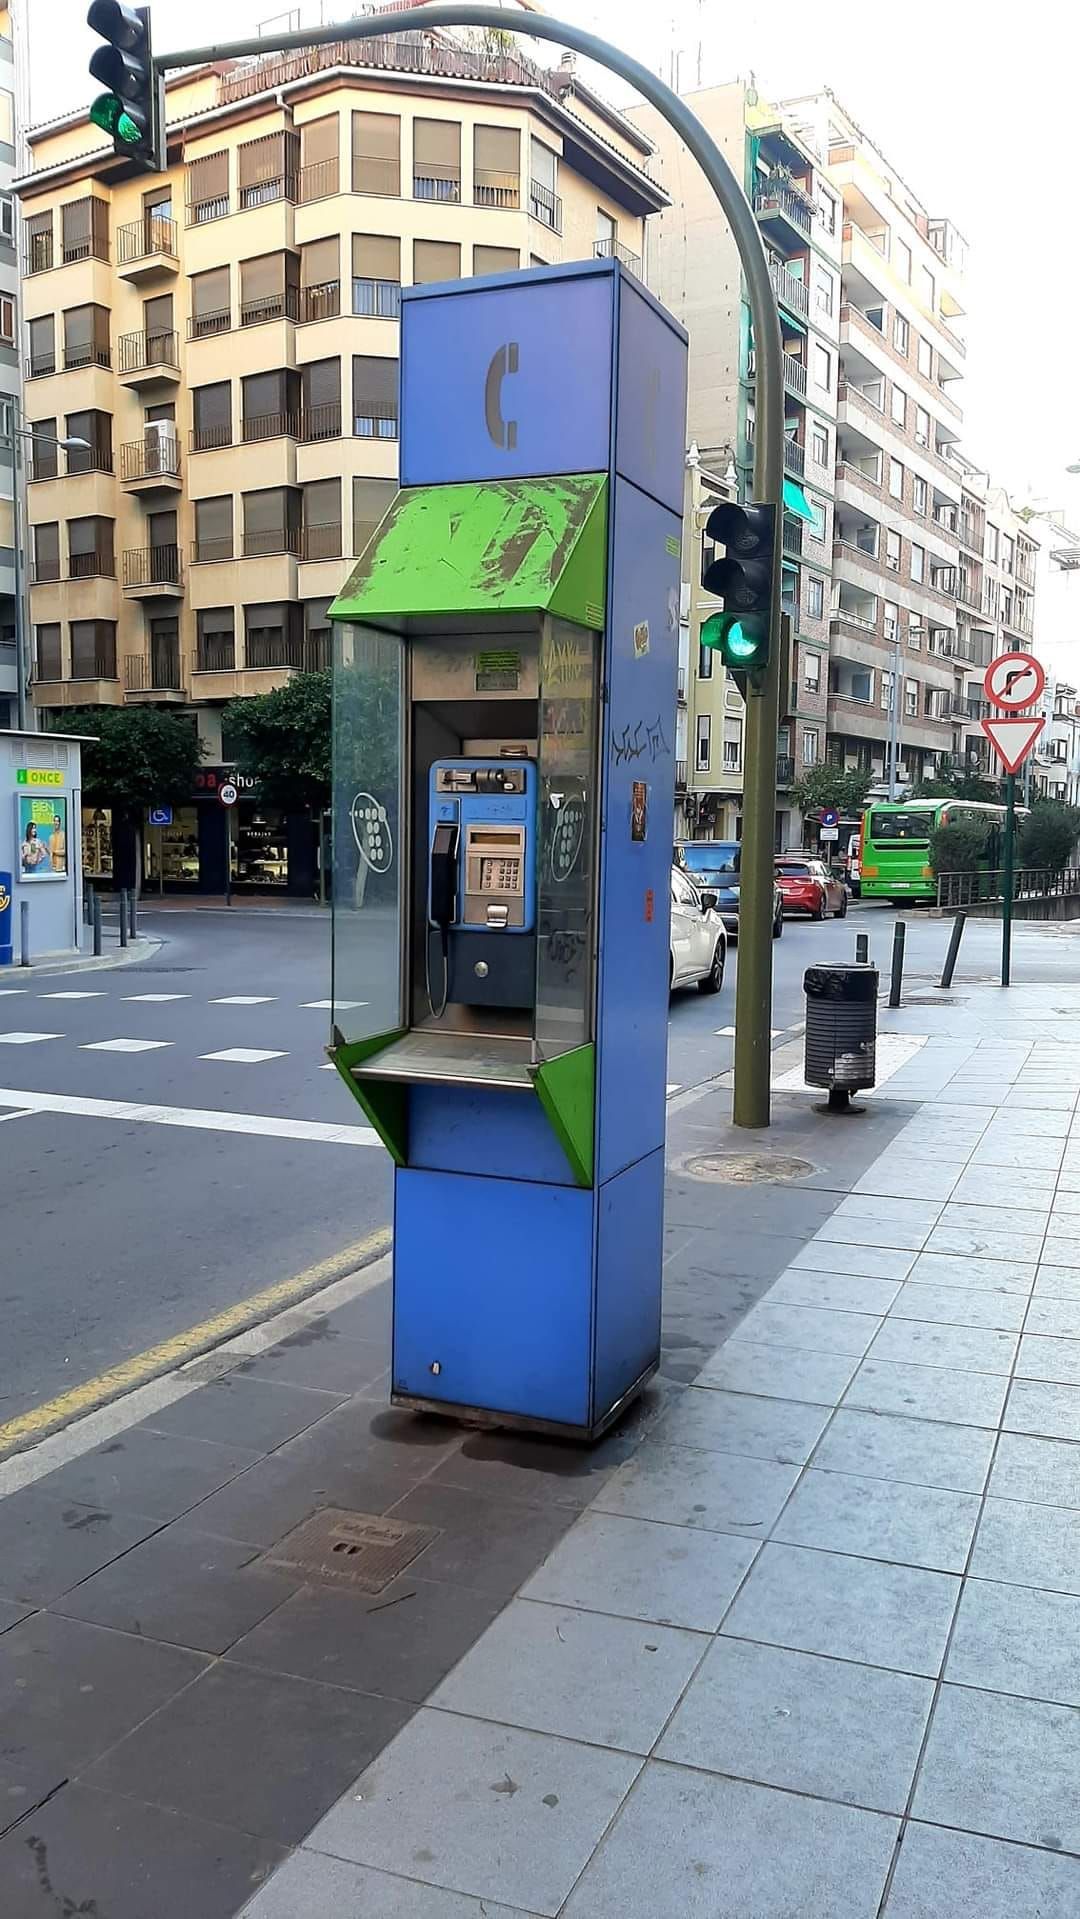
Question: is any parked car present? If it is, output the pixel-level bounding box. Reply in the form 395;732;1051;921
775;855;849;920
670;866;727;993
676;840;784;940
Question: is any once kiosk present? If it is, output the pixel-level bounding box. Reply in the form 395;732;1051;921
329;258;687;1438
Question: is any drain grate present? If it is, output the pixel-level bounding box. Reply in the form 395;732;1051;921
265;1508;439;1594
684;1152;816;1184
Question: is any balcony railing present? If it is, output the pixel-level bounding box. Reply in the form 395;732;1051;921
241;410;300;445
118;329;179;374
300;280;341;323
299;158;340;202
297;403;342;444
70;641;117;680
34;641;63;679
188;308;231;340
782;516;804;557
70;551;114;580
302;522;343;561
117;214;177;264
193;637;236;674
125;643;182;692
593;237;641;275
190;422;233;453
239;171;299;211
475;169;520;209
754;182;812;236
191;535;233;564
353;401;398;439
62;216;109;265
782;350;807;397
352;154;400;197
529;178;562;232
831;606;877;632
413;162;460;203
776;754;795;785
239;286;299;327
26;353;57;380
31;558;61;584
63;340;111;372
351;275;401;319
245;631;328;671
769;260;809;317
24;233;54;276
783;438;805;477
123;544;182;589
187;193;229;225
66;445;113;477
242;527;302;559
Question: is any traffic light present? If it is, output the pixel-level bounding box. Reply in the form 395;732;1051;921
87;1;164;173
700;501;777;688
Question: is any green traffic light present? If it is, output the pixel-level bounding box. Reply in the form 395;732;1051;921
89;91;142;145
701;610;768;669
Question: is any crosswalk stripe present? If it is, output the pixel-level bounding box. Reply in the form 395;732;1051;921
0;1085;376;1147
81;1038;173;1054
210;996;278;1006
0;1032;62;1045
200;1047;288;1064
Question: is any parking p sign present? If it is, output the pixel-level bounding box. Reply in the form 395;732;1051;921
821;808;839;828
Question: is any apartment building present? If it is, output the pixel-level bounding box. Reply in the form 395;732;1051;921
630;82;840;847
16;28;663;892
0;3;21;727
1031;678;1080;805
948;466;1040;774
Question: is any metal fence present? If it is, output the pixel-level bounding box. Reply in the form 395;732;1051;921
937;867;1080;911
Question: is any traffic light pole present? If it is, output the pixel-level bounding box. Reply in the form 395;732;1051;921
157;3;785;1127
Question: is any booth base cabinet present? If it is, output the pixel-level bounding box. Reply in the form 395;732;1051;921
391;1152;663;1438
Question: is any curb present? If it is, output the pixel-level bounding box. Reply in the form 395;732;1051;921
15;937;162;978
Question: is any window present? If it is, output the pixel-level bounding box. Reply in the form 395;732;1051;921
299;237;340;322
30;417;58;482
65;409;112;475
63;304;110;371
919;265;936;310
35;623;62;680
893;311;909;354
698;641;713;678
300;357;341;441
142;293;175;364
905;679;918;717
187;151;229;223
910;543;925;583
596;207;617;250
239;252;299;326
987;524;999;563
886;529;901;572
803;649;821;692
889;457;904;500
1002;534;1014;574
909;615;924;649
300;114;339;201
353;477;395;556
811;422;829;467
814;343;831;390
696;715;710;769
530;138;560;229
190;266;230;338
193;496;233;563
915;405;930;447
816;183;837;234
917;335;933;379
723;734;741;771
474;244;520;278
414;119;461;202
0;193;13;243
808;499;826;542
242;487;301;558
32;521;60;583
27;314;55;379
62;197;108;265
413;238;461;284
192;381;231;452
813;264;834;317
302;477;341;560
880;668;894;711
352;234;401;317
0;292;13;345
68;515;114;579
241;368;300;443
352;355;398;438
884;600;899;642
238;130;299;209
895;237;912;283
244;601;302;671
890;385;907;428
351;111;400;196
25;211;53;275
196;607;235;673
474;124;520;208
912;474;928;516
802;727;819;766
806;575;824;620
70;620;116;679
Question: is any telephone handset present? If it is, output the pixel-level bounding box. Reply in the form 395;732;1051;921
426;820;459;1018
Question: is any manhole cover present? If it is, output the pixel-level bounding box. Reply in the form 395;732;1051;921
265;1509;439;1594
684;1153;816;1184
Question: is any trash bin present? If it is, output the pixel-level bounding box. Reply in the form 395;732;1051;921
804;962;878;1110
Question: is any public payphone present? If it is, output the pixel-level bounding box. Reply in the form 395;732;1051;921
329;258;687;1438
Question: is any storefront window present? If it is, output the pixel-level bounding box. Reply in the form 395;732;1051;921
232;805;288;888
144;807;199;888
82;806;113;879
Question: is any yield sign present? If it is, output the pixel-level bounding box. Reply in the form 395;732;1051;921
980;713;1046;774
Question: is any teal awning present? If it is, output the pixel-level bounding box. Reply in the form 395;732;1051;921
783;478;816;523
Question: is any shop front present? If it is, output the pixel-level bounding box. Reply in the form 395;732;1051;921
140;767;320;897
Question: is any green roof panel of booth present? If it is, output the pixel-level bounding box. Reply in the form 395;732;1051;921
329;474;608;631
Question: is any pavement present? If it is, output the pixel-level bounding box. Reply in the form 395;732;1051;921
5;908;1080;1911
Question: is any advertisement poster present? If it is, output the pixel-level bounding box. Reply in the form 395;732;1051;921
19;795;68;880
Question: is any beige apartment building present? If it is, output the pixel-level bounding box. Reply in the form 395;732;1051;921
16;28;663;893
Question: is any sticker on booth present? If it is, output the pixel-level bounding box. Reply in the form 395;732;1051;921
18;795;68;881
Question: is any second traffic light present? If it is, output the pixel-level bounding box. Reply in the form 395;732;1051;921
88;1;164;173
700;501;777;689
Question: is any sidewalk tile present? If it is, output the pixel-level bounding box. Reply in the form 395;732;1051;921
382;1484;575;1601
695;1342;859;1406
522;1510;757;1631
888;1281;1028;1332
50;1523;301;1655
970;1496;1080;1596
834;1195;947;1226
238;1855;528;1917
28;1427;261;1523
926;1223;1045;1263
307;1709;640;1915
235;1333;388;1395
854;1162;965;1203
909;1250;1035;1293
86;1662;410;1847
138;1376;346;1453
428;1426;636;1511
970;1138;1065;1172
0;1599;31;1635
947;1577;1080;1708
731;1300;883;1358
0;1612;207;1778
1005;1378;1080;1442
986;1110;1073;1138
990;1432;1080;1507
792;1241;916;1280
1002;1087;1077;1111
561;1760;897;1918
593;1441;799;1537
1050;1210;1080;1241
178;1442;421;1552
912;1683;1080;1852
814;1218;935;1254
882;1821;1080;1917
227;1575;502;1703
773;1468;980;1573
1034;1265;1080;1301
722;1542;959;1676
653;1388;831;1463
867;1319;1019;1375
1043;1234;1080;1266
430;1598;702;1753
657;1636;932;1813
810;1408;994;1494
951;1168;1056;1210
767;1270;902;1314
0;1488;159;1606
0;1783;285;1919
1017;1334;1080;1387
843;1357;1010;1429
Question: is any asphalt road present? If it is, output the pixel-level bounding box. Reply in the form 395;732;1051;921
0;896;915;1430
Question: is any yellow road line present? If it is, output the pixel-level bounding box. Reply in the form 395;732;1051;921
0;1226;391;1459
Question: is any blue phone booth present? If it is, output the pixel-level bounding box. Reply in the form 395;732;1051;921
329;258;687;1438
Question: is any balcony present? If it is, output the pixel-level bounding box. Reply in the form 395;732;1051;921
24;233;54;276
413;163;460;204
117;330;180;390
26;353;57;382
299;403;343;444
120;436;182;494
593;237;641;276
62;202;109;266
193;637;236;674
770;260;808;318
529;178;562;233
299;280;341;324
34;637;63;681
191;535;233;564
190;422;233;454
302;522;343;562
241;410;299;446
64;338;111;373
754;180;813;249
117;215;178;282
782;515;803;558
70;639;117;680
783;437;806;478
69;550;115;581
123;544;184;599
299;158;340;203
245;631;328;672
188;309;231;341
31;557;62;585
475;169;520;210
776;754;795;786
353;276;402;320
187;191;229;226
124;640;184;699
240;287;299;328
242;528;301;560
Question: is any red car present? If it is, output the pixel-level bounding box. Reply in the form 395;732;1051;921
775;856;849;921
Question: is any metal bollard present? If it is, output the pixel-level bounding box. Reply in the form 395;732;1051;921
128;890;137;941
83;886;92;926
939;910;966;990
889;920;906;1009
92;892;102;958
18;899;29;967
855;932;869;965
118;890;128;948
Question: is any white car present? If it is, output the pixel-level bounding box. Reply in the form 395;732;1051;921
670;866;727;994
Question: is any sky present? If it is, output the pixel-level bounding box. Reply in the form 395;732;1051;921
22;0;1080;514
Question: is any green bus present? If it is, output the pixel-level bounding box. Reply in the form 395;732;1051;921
858;798;1022;903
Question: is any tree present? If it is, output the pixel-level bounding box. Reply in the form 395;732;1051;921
223;670;331;814
929;818;989;877
913;769;1002;803
61;707;203;818
789;764;871;819
1019;799;1080;874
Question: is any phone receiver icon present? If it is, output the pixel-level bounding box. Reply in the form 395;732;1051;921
485;342;519;450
